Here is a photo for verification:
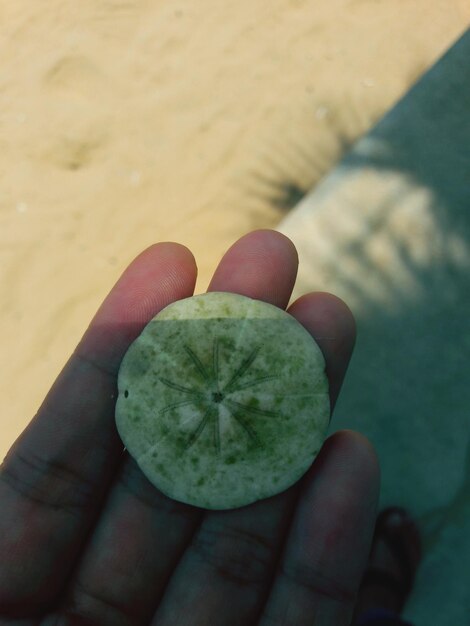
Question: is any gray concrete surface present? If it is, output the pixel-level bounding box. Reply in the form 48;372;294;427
277;29;470;626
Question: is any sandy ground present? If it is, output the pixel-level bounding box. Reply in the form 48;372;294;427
0;1;468;458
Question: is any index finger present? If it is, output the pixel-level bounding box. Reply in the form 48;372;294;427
0;242;197;616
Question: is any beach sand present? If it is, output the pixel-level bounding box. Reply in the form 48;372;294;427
0;0;468;456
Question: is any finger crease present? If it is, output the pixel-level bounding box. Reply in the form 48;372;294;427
279;561;356;605
74;350;117;380
0;449;97;518
60;578;141;626
192;525;275;588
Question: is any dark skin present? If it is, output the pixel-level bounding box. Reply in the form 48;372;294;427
0;229;380;626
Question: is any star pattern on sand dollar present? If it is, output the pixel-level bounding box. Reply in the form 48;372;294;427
158;338;279;455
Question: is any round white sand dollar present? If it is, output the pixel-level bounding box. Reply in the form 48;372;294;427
115;292;330;510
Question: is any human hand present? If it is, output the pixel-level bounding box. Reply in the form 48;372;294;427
0;229;379;626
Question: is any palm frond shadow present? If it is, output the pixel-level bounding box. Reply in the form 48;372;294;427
236;133;354;232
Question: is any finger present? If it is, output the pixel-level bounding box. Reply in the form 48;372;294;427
287;292;356;411
258;430;380;626
150;285;357;623
0;243;197;617
46;229;301;625
207;228;299;308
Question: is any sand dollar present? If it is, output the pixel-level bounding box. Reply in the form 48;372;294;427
115;292;330;510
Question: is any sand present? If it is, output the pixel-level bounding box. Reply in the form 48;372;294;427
1;0;468;456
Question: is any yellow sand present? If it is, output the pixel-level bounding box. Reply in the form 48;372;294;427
0;1;468;457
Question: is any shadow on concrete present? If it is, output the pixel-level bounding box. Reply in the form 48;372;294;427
278;28;470;626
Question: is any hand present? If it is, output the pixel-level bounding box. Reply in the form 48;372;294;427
0;229;379;626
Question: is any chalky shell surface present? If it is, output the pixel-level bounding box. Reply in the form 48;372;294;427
115;292;330;510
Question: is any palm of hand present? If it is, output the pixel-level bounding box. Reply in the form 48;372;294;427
0;230;379;626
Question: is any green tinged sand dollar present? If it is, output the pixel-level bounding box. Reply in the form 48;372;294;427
115;292;330;510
